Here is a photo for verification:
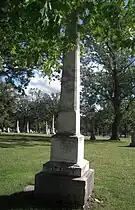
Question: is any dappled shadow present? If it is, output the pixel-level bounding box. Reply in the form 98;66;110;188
0;142;51;148
0;134;51;141
118;145;134;148
0;191;83;210
85;139;120;144
0;134;51;148
0;134;126;148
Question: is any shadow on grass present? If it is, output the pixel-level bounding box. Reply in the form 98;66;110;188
0;134;51;141
0;134;126;148
85;139;120;144
0;142;51;148
0;134;51;148
118;145;134;148
0;191;82;210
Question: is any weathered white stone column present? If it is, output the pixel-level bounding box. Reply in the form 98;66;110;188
45;121;48;134
26;121;29;133
57;44;80;135
16;120;20;133
35;13;94;208
51;115;55;134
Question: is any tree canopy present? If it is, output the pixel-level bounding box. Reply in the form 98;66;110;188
0;0;135;83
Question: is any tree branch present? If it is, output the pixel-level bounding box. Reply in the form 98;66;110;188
121;97;134;115
123;59;135;71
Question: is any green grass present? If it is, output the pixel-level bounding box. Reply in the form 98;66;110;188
0;133;135;210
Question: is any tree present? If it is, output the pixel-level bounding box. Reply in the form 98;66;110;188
81;93;97;140
81;1;135;140
0;55;34;92
0;82;17;131
28;89;60;132
120;100;135;137
14;88;60;133
81;36;135;140
0;0;135;79
1;0;135;136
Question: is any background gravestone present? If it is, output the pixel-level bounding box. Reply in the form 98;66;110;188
130;132;135;147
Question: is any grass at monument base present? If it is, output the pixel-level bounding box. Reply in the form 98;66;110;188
0;133;134;210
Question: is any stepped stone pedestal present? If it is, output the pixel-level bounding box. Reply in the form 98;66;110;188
35;168;94;207
35;134;94;207
35;14;94;208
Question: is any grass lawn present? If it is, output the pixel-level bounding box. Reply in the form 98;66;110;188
0;133;135;209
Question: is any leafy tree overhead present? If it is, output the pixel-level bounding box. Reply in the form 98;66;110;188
0;0;135;137
81;0;135;140
0;0;135;83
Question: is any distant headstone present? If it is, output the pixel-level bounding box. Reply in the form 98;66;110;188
51;115;55;134
48;128;50;135
130;132;135;147
16;120;20;133
45;121;50;135
26;121;30;133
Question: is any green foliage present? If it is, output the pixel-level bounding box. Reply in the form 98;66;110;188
85;0;135;51
120;100;135;133
81;33;135;139
15;89;60;132
1;0;135;79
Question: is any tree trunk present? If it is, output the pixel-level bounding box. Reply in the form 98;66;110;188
35;120;38;133
90;130;96;140
110;107;121;140
89;119;96;140
102;126;105;137
90;123;96;140
110;56;121;141
124;124;127;138
85;118;88;136
110;122;120;140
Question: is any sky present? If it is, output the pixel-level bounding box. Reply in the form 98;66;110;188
26;72;61;95
26;61;103;95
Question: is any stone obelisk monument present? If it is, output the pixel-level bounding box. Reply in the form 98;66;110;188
35;14;94;208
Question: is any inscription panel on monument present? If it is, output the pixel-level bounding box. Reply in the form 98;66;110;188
53;138;77;163
43;162;79;177
43;160;86;177
51;136;84;164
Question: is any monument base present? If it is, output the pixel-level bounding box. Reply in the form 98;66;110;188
35;169;94;208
